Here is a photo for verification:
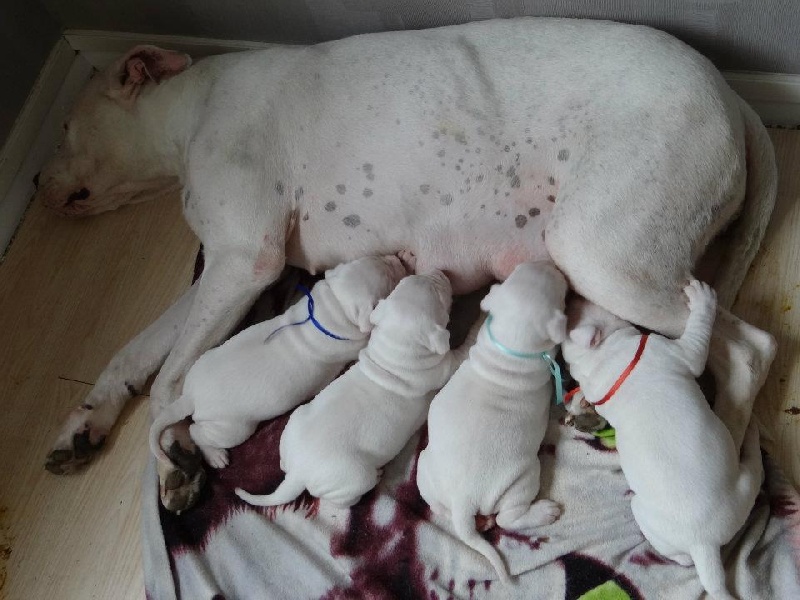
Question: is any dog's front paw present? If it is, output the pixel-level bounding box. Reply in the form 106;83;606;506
157;441;207;513
683;279;716;312
45;404;110;474
397;249;417;273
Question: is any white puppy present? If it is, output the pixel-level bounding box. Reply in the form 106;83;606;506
149;255;407;468
416;261;568;582
561;281;763;600
236;270;455;509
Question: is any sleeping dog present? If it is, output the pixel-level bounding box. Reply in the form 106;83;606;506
561;281;763;600
236;270;455;509
149;255;406;472
416;261;568;581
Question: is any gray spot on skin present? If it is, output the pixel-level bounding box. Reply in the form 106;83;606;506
395;119;401;125
510;175;521;188
504;145;510;152
480;204;485;209
362;163;373;173
367;173;375;181
526;137;533;144
515;215;528;228
454;132;467;145
437;149;445;158
458;158;464;163
547;195;556;202
558;149;570;161
529;207;541;217
455;165;461;171
325;201;337;212
506;166;516;178
432;132;440;139
294;187;304;202
476;174;484;182
419;184;431;194
363;188;373;198
440;193;454;206
343;214;361;227
302;212;309;221
495;210;501;215
336;184;346;194
275;181;284;195
548;176;556;185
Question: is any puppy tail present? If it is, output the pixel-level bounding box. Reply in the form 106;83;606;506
235;474;306;507
148;395;194;465
690;544;736;600
452;508;511;584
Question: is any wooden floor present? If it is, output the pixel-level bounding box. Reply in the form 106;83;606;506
0;130;797;599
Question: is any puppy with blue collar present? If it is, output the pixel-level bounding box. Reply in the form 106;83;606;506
236;270;455;509
416;261;568;582
149;255;407;470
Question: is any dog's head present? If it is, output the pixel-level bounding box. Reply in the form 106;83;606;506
324;255;408;333
561;296;631;363
369;270;453;355
480;261;568;352
34;46;190;216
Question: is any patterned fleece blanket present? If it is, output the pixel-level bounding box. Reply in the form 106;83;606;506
142;265;800;600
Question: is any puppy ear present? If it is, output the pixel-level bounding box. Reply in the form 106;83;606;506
425;325;451;355
479;285;499;314
569;325;601;349
356;299;380;334
107;45;191;105
369;299;388;327
547;311;568;344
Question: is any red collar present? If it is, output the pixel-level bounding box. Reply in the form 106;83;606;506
566;334;649;407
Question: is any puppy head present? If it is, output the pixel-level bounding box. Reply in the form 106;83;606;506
480;261;569;350
561;296;630;361
325;255;408;333
370;271;453;355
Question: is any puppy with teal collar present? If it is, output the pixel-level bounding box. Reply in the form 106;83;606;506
416;261;568;582
149;255;406;471
561;281;763;600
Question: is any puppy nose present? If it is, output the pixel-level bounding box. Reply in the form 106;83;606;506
65;187;91;205
32;172;40;189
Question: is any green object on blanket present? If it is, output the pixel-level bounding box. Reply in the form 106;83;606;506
578;580;631;600
593;427;616;449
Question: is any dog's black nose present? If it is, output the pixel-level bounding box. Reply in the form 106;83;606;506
32;172;40;189
65;187;91;205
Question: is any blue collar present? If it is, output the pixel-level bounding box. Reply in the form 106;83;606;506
264;284;350;343
485;314;565;405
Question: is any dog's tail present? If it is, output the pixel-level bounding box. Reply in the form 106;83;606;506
452;507;511;584
711;96;777;309
690;544;736;600
235;474;306;507
148;394;194;465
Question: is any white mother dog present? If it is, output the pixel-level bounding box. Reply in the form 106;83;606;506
148;255;405;474
417;261;568;581
562;283;763;600
37;18;776;512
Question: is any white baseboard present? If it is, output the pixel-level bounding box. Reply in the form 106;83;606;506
0;43;94;255
0;40;74;228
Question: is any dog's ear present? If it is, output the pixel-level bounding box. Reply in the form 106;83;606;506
547;311;568;344
479;284;500;314
355;298;381;334
107;45;191;105
569;325;601;349
369;299;388;327
424;324;451;355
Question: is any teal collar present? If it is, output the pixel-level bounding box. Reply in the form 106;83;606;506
484;314;565;405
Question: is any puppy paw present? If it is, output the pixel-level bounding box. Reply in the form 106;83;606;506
200;445;229;469
683;279;716;312
529;499;562;526
397;249;417;273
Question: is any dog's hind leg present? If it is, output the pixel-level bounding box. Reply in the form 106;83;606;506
495;499;561;532
45;281;198;475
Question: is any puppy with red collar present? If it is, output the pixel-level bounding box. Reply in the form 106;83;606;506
561;281;763;600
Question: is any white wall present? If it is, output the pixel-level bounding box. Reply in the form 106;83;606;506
41;0;800;74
